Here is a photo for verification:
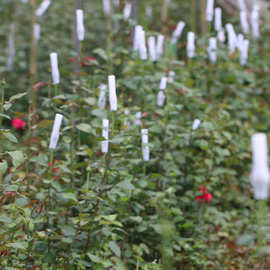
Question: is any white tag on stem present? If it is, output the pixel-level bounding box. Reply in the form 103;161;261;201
108;75;117;111
251;133;270;200
49;114;63;149
76;9;85;41
35;0;51;16
50;52;60;84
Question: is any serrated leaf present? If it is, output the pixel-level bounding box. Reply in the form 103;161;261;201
7;242;28;250
77;123;92;133
236;234;255;246
60;225;76;236
87;253;102;263
93;48;108;61
61;193;78;202
3;132;17;143
9;92;27;102
84;97;96;106
0;215;12;223
108;241;121;257
8;151;25;167
0;160;8;174
0;113;11;119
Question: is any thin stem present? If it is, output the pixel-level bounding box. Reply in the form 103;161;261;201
200;0;207;35
161;0;168;35
86;167;90;193
54;84;59;96
256;200;265;268
46;149;54;254
111;111;115;137
0;82;5;127
190;0;196;33
106;0;113;75
29;0;37;113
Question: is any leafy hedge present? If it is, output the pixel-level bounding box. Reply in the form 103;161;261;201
0;1;270;269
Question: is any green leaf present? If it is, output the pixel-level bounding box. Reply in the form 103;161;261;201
8;92;27;103
4;185;18;192
0;113;11;119
108;241;121;257
93;48;108;61
3;132;18;143
77;123;92;133
84;97;96;106
60;225;76;236
0;160;8;174
30;153;49;166
8;151;25;167
87;253;102;263
117;181;135;191
61;193;78;202
0;215;12;224
236;234;255;246
7;242;28;250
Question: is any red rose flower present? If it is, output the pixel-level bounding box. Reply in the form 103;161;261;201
199;186;206;193
11;118;26;130
203;192;212;203
196;186;212;203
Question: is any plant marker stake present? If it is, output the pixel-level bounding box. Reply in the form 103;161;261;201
50;52;60;85
159;77;167;90
135;112;142;126
157;91;165;107
171;21;185;45
214;8;222;32
123;2;132;20
239;39;249;66
187;32;195;59
141;129;150;161
146;6;153;18
98;84;106;110
251;5;260;39
192;119;200;130
240;11;249;34
217;29;225;43
101;119;109;153
7;23;15;71
49;114;63;149
156;34;164;59
225;24;237;55
251;133;270;200
237;34;244;51
206;0;214;22
34;24;41;43
237;0;246;11
108;75;117;111
148;36;157;62
35;0;51;17
138;28;147;60
208;37;217;63
157;77;167;107
133;25;143;51
102;0;111;16
76;9;85;41
102;119;109;140
113;0;120;7
168;71;175;83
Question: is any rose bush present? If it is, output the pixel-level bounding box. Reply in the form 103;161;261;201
0;1;270;269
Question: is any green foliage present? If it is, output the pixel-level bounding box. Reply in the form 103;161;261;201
0;1;270;269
